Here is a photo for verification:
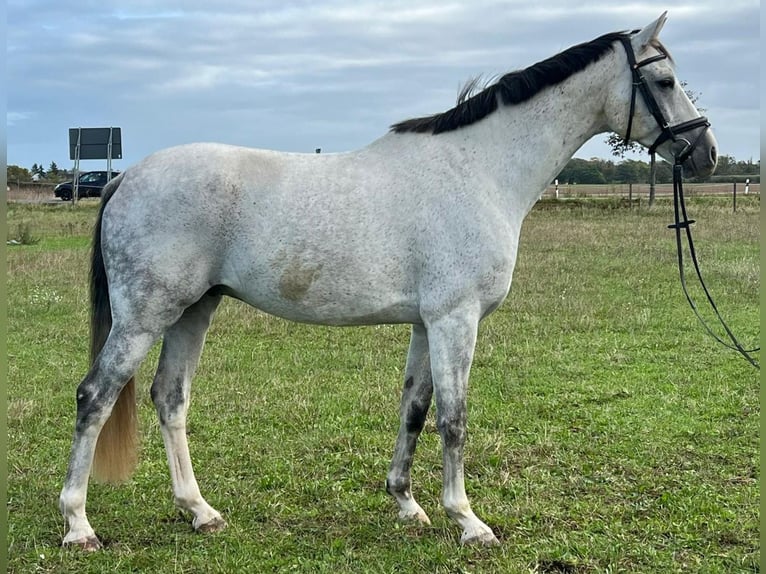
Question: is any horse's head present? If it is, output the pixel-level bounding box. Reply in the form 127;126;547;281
606;12;718;177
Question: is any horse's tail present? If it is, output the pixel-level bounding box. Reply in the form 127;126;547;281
89;173;138;484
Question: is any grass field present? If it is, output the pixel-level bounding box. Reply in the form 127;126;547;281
6;196;760;573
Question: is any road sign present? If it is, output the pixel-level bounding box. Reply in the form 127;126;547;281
69;127;122;160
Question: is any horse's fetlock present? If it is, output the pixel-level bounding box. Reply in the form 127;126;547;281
386;476;410;496
59;490;85;515
442;495;471;518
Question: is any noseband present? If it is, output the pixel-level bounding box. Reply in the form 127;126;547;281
618;36;710;165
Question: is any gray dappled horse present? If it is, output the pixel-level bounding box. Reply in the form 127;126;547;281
60;13;717;549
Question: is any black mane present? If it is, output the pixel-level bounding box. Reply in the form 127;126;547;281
390;31;630;135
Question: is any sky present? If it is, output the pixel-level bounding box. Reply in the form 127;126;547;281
6;1;761;173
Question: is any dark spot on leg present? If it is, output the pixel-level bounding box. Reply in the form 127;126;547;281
74;380;111;433
405;377;433;434
437;411;467;449
406;401;429;434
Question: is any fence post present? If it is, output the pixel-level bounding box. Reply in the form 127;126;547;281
733;182;737;213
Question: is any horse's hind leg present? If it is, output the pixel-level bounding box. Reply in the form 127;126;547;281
60;327;158;550
150;291;226;533
386;324;433;525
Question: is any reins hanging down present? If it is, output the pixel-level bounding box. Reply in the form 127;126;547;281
667;162;760;369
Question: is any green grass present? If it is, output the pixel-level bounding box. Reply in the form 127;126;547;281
6;196;760;573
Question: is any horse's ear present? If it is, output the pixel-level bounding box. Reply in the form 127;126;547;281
632;11;668;52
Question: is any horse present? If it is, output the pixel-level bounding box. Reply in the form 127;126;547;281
59;12;717;550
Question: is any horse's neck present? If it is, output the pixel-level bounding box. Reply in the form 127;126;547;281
444;50;618;214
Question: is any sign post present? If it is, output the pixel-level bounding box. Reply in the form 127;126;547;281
68;127;122;203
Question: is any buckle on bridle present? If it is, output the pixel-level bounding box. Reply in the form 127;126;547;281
671;138;693;163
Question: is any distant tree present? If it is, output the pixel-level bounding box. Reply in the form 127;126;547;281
48;161;60;179
704;156;759;181
653;160;673;184
615;159;649;183
7;164;32;182
579;164;607;184
714;155;737;174
731;160;750;176
557;158;606;184
31;163;46;179
591;158;616;182
735;158;759;176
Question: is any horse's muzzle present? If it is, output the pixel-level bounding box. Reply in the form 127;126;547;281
679;129;718;179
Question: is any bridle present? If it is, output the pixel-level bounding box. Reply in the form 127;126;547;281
618;34;760;369
618;35;711;164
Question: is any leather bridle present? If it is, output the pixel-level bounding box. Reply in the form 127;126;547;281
618;35;711;165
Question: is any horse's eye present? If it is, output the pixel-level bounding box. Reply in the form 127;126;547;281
657;78;675;89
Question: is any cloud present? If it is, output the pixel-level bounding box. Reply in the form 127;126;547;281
7;112;33;126
6;0;760;168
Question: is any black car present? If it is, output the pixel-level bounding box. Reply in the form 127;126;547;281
54;171;120;201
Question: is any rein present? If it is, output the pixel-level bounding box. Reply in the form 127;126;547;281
619;36;760;369
668;164;760;368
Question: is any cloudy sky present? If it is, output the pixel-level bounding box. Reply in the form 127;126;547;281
7;1;760;172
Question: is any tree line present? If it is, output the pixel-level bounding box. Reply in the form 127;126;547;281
6;155;759;186
556;155;759;185
7;162;73;183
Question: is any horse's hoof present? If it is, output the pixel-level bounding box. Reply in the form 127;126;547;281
196;517;227;534
63;535;102;552
460;529;500;546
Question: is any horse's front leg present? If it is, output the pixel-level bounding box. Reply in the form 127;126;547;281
386;324;433;525
427;312;499;546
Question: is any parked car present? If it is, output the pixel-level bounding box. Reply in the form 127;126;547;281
54;171;120;201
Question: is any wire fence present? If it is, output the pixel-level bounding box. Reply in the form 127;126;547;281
541;181;760;199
